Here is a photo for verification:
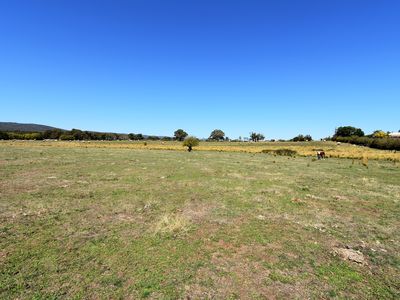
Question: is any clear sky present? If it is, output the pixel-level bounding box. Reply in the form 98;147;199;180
1;0;399;139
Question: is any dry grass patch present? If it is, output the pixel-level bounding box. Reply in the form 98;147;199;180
153;213;191;236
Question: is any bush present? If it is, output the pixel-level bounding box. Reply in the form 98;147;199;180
274;149;298;156
291;134;312;142
262;149;298;156
182;136;199;152
0;131;9;140
334;136;400;151
59;134;75;140
261;149;273;154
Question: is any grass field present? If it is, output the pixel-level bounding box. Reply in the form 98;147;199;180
3;140;400;161
1;142;399;299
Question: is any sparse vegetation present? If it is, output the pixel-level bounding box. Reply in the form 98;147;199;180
0;143;399;298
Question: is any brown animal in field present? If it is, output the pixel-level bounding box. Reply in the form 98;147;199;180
316;150;325;160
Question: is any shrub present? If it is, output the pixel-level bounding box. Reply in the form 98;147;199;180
59;134;75;140
334;136;400;151
274;149;298;156
182;136;199;152
0;131;9;140
261;149;274;154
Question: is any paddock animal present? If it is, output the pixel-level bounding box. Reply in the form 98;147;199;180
316;150;326;160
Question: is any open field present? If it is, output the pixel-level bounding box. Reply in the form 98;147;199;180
2;140;400;161
1;143;399;298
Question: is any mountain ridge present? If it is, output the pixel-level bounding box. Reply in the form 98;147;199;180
0;122;62;132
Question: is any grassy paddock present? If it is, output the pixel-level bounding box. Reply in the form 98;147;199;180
2;140;400;161
0;144;399;298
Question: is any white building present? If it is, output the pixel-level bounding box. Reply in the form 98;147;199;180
389;132;400;138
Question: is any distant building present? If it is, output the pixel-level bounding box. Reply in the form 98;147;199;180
389;132;400;138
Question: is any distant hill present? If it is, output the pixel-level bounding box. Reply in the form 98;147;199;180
0;122;61;132
0;122;172;140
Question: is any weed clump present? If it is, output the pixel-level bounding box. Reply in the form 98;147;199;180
154;214;190;237
261;148;298;157
274;149;298;157
362;156;368;168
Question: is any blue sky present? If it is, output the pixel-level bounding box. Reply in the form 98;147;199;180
1;0;399;139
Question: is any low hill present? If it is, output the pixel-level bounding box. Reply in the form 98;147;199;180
0;122;61;132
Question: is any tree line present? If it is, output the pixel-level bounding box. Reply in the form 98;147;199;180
331;126;400;151
1;125;398;151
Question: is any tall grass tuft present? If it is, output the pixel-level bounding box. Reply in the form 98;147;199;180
362;156;369;168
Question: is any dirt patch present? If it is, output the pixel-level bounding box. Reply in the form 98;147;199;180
291;197;306;204
185;243;272;299
185;242;310;299
181;200;216;224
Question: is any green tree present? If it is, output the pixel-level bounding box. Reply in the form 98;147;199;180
250;132;265;142
129;133;144;140
174;129;188;141
182;136;199;152
43;129;63;139
334;126;364;138
292;134;312;141
372;130;388;138
0;131;9;140
209;129;225;141
59;133;75;140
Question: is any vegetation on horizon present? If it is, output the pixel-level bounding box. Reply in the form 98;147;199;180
1;124;399;151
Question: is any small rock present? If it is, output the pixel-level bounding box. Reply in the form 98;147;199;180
257;215;266;220
334;247;366;265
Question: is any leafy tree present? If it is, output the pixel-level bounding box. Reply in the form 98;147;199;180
174;129;188;141
161;136;173;141
209;129;225;141
334;126;364;138
0;131;9;140
70;129;90;140
148;135;160;140
43;129;63;139
250;132;265;142
182;136;199;152
372;130;388;138
292;134;312;142
59;133;75;140
129;133;144;140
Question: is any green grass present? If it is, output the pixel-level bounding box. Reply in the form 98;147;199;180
1;145;399;298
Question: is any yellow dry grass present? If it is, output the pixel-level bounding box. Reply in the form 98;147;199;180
2;140;399;161
154;213;190;235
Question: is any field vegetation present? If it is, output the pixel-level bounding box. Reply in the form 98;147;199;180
2;140;399;162
0;142;399;298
